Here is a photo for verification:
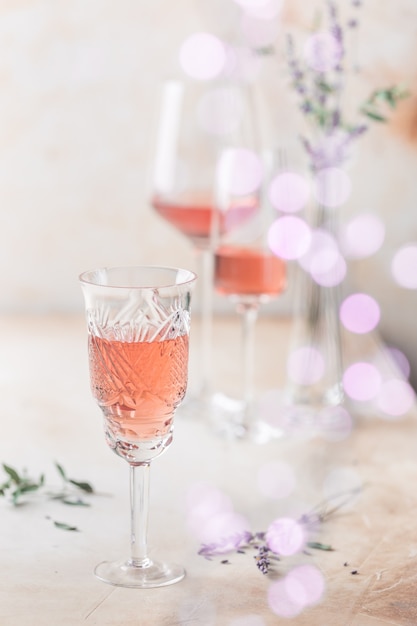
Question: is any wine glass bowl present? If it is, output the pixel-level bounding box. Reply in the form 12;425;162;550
149;78;260;404
214;244;286;305
80;265;196;587
213;151;287;440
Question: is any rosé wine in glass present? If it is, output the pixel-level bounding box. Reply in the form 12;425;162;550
212;146;287;440
89;333;189;441
150;78;259;406
152;192;258;246
215;245;286;300
80;265;196;589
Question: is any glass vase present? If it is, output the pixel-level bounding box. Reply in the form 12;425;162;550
281;192;347;435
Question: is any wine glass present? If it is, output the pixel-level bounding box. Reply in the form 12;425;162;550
79;265;196;588
149;77;257;408
213;150;287;440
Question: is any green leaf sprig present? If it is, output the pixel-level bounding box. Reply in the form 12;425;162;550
0;463;45;505
0;461;96;531
360;85;410;123
53;462;94;506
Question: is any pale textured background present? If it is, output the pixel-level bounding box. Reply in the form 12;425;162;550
0;0;416;381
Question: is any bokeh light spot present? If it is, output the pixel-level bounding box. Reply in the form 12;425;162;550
311;252;346;287
287;346;325;385
217;147;263;196
199;511;250;547
386;347;411;380
340;293;380;334
268;216;311;260
257;461;296;500
266;517;305;556
268;579;303;618
304;32;343;72
285;564;326;608
377;379;415;418
298;228;338;274
179;33;226;80
341;213;385;259
343;362;382;401
391;244;417;289
268;171;310;213
186;482;232;537
314;167;351;208
186;482;250;548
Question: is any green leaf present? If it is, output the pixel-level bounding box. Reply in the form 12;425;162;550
361;108;387;123
54;462;67;481
11;489;22;504
53;520;79;532
316;80;334;94
19;483;41;494
307;541;334;551
0;480;11;495
254;45;275;56
69;479;94;494
62;498;90;507
3;464;21;484
370;86;410;107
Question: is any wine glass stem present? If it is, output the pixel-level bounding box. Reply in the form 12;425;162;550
238;302;259;412
129;463;151;568
196;246;213;398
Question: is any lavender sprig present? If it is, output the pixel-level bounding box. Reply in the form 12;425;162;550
286;0;409;172
198;487;361;575
199;526;332;576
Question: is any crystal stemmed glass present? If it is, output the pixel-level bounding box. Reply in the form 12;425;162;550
149;77;258;408
213;151;287;440
80;266;196;588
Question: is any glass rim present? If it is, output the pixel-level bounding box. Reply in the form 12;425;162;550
79;265;197;290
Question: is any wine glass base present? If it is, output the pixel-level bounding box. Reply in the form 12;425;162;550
269;395;353;442
209;393;278;444
94;558;185;588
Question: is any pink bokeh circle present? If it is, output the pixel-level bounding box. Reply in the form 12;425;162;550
339;293;380;334
266;517;305;556
268;171;310;213
268;216;312;260
179;33;226;80
343;362;382;402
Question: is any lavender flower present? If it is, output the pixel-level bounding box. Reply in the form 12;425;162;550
198;531;253;558
254;546;272;575
286;0;408;172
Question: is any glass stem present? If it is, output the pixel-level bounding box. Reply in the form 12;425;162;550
196;246;214;398
238;302;260;415
129;463;151;568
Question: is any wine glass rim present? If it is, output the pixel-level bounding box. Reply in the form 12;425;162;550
79;265;197;290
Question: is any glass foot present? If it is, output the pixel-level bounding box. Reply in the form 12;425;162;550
94;558;185;588
209;393;277;444
272;400;353;441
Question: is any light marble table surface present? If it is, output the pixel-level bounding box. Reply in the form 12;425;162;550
0;313;417;626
